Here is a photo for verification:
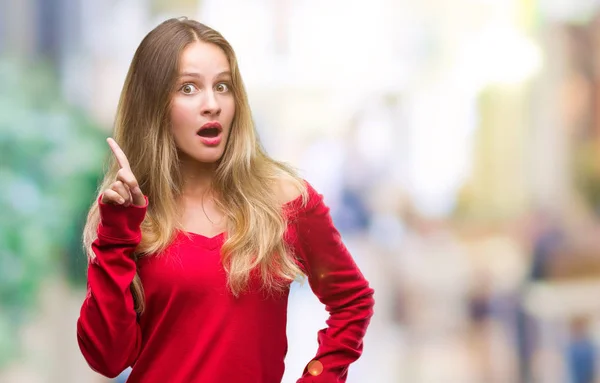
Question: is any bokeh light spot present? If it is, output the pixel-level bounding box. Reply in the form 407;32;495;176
308;360;323;376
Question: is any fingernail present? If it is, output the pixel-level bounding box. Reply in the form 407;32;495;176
119;198;125;204
133;187;141;195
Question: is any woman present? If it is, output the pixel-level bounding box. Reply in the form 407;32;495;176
77;17;374;383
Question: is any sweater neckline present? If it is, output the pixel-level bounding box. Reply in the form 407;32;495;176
180;230;225;250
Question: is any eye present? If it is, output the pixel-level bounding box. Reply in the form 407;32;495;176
215;82;230;93
180;83;198;94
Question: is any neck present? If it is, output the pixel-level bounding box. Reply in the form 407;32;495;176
179;158;218;199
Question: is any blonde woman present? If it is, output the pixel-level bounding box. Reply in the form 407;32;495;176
76;18;374;383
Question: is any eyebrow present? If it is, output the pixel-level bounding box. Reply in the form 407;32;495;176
178;71;232;79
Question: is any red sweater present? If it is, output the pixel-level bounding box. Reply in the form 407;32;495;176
77;182;374;383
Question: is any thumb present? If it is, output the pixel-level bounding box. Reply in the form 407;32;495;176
131;186;146;207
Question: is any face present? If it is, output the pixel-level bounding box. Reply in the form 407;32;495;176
170;41;235;165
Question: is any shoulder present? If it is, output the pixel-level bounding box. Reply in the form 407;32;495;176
273;173;306;206
273;175;328;220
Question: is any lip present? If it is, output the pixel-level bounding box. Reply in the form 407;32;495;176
197;121;223;146
199;121;223;132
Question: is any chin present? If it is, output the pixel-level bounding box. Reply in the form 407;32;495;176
192;151;225;164
178;145;227;166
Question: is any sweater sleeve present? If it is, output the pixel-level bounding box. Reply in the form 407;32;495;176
76;196;147;378
288;183;375;383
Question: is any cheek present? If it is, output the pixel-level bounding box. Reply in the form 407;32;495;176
223;98;236;125
170;102;196;149
170;100;192;129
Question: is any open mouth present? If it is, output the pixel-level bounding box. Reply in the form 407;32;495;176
197;127;220;138
197;122;222;138
196;122;223;146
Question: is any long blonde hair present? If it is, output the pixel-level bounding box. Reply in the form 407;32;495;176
83;18;307;314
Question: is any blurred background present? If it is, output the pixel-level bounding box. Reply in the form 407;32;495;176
5;0;600;382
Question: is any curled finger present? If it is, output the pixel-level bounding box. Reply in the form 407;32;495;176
101;189;126;205
111;181;132;207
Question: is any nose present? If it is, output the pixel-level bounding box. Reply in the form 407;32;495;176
200;90;221;117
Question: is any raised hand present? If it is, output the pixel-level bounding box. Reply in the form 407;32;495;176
101;138;146;207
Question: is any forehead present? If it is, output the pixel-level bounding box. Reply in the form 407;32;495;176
179;41;230;75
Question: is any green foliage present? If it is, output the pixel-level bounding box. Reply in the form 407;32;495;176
0;57;106;366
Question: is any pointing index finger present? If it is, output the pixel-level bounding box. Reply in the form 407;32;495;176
107;138;131;170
